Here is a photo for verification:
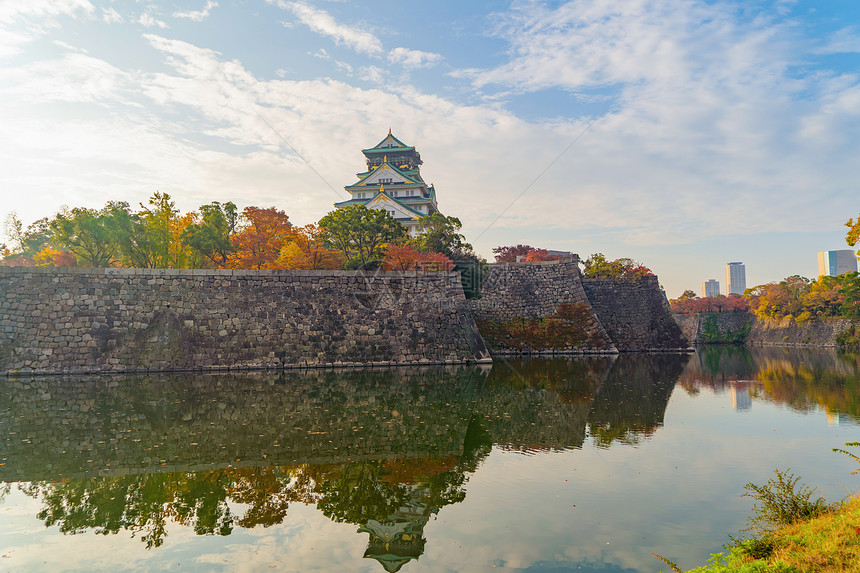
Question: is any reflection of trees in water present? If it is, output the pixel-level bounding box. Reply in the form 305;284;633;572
17;450;488;552
680;346;860;420
19;465;302;548
587;354;687;448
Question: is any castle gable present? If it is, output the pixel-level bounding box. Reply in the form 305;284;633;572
366;192;424;220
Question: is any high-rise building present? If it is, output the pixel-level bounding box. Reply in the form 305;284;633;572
818;250;858;277
335;130;439;236
725;262;746;295
701;279;720;298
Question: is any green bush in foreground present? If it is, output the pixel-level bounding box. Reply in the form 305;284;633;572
659;450;860;573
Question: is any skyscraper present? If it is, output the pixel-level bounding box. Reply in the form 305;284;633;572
725;262;746;295
818;250;858;277
701;279;720;298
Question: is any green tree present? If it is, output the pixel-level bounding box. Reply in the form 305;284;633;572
318;205;406;268
50;207;118;267
678;290;698;301
582;253;654;280
839;272;860;319
181;201;238;267
21;217;53;255
138;191;179;268
106;201;159;268
410;213;471;258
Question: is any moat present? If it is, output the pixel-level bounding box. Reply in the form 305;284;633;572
2;347;859;572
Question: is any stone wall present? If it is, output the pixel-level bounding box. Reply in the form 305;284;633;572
674;311;754;345
0;267;490;375
468;259;617;354
747;317;858;347
581;277;690;351
675;312;858;347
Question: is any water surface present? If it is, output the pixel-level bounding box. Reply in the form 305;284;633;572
2;347;859;572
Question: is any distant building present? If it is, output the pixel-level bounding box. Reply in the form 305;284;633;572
701;279;720;298
818;250;858;277
725;262;746;295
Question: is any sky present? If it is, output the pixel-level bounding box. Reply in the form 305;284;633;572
1;0;859;297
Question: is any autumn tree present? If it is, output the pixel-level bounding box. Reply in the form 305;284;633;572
318;205;406;268
227;206;292;269
33;246;77;267
847;213;860;255
493;244;534;263
382;244;453;271
492;244;564;263
1;214;58;266
276;224;344;270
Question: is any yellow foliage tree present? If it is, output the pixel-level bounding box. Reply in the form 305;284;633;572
276;224;344;270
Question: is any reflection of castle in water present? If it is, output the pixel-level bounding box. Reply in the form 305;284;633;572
1;354;689;569
359;486;433;572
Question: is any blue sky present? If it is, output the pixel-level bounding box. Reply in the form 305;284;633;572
1;0;859;296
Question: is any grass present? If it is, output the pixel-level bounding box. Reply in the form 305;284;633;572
684;496;860;572
659;460;860;572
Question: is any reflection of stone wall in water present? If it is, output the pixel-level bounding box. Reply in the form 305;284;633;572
588;354;688;448
0;367;486;482
0;267;490;374
478;357;613;451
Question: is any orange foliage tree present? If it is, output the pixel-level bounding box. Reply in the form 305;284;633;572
226;207;292;269
276;224;344;270
493;244;564;263
382;244;454;271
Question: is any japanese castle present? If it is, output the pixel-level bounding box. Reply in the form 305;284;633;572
335;131;439;236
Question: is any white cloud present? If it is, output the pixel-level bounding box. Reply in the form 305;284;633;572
358;65;385;84
173;0;218;22
814;27;860;54
139;12;168;29
273;1;383;55
388;47;443;69
101;6;123;24
3;1;860;294
0;27;33;58
0;0;94;57
0;52;132;103
0;0;93;23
